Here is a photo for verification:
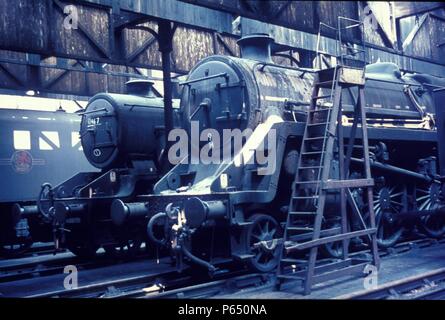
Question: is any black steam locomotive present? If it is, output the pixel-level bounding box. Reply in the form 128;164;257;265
23;80;180;257
0;106;95;256
27;34;445;275
109;34;445;273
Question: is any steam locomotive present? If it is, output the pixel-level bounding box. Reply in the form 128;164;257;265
112;34;445;273
27;34;445;275
0;106;95;257
18;80;180;257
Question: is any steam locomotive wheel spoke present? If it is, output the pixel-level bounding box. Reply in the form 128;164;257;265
417;183;445;238
321;217;350;258
371;185;405;248
244;214;282;273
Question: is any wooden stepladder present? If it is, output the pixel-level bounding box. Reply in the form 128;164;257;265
276;65;380;295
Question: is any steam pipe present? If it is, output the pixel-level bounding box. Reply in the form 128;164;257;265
180;239;217;274
399;207;445;218
350;157;434;182
147;212;168;246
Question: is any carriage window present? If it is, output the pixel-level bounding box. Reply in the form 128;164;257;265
71;132;82;151
39;131;60;150
13;130;31;150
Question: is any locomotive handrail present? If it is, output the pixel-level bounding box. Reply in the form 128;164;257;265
179;72;228;86
319;22;337;31
256;61;317;74
406;86;427;118
76;107;108;115
365;77;422;87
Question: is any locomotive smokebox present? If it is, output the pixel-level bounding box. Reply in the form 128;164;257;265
80;87;171;169
237;33;274;63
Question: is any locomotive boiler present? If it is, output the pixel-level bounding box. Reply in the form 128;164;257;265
0;106;96;257
17;80;179;257
114;34;445;274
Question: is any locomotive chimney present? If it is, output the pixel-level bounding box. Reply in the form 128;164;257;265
125;79;158;97
237;33;274;63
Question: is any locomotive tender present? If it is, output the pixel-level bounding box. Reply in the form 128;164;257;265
110;34;445;273
25;80;180;257
0;106;95;256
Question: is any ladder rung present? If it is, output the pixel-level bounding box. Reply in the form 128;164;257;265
298;166;322;170
301;151;325;155
280;258;307;264
323;178;374;190
293;195;319;199
277;274;305;281
297;180;321;185
316;80;334;86
304;136;325;141
312;94;332;100
308;108;331;113
287;226;315;232
341;23;362;30
289;211;317;216
307;122;329;127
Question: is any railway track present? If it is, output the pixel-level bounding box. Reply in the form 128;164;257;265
1;234;444;298
26;262;266;299
0;250;154;283
0;252;78;282
337;267;445;300
28;237;443;299
0;243;63;260
139;273;272;299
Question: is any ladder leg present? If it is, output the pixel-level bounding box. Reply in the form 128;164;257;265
358;87;380;269
337;100;348;260
304;246;318;295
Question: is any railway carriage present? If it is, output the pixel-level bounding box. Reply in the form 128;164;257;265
0;106;95;256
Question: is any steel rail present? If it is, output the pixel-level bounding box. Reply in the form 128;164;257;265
336;267;445;299
0;251;155;283
27;268;179;298
27;262;246;299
